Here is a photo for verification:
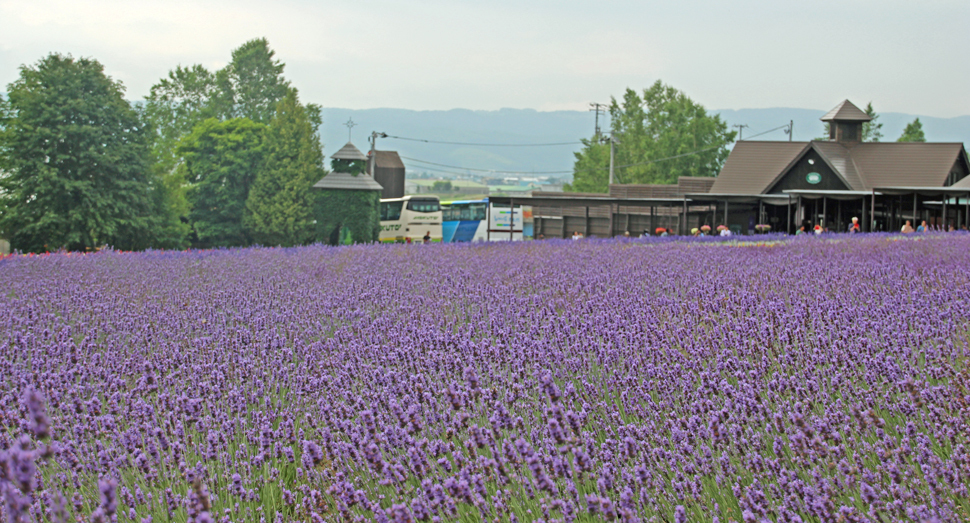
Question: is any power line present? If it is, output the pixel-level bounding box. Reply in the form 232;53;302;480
739;124;790;141
399;122;793;177
400;156;573;174
386;135;582;147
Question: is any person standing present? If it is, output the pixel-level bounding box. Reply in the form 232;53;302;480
847;217;861;233
423;231;431;244
916;220;927;233
900;220;915;234
572;231;583;240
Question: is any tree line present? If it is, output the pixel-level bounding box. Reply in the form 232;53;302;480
0;39;331;253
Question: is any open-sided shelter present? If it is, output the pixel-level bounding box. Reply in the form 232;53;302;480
515;100;970;237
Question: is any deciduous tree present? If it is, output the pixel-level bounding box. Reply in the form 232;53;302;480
216;38;294;124
567;81;735;193
0;54;161;252
178;118;266;248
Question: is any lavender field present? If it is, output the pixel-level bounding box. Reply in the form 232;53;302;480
2;235;969;523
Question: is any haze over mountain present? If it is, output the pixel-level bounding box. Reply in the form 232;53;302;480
320;107;970;181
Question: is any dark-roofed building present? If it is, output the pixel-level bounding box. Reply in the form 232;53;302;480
498;99;970;238
712;141;967;195
709;99;969;232
367;150;406;199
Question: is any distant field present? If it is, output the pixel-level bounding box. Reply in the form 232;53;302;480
2;235;969;522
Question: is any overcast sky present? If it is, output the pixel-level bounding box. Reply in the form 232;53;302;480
2;0;968;117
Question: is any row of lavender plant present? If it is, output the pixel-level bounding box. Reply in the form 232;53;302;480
1;235;969;523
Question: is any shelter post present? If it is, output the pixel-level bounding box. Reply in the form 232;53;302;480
942;194;948;230
486;202;491;241
510;197;515;241
584;205;589;237
682;196;687;235
724;200;729;228
862;195;868;232
965;192;969;228
837;200;842;232
870;190;876;231
913;193;918;226
608;203;614;238
822;197;827;230
787;195;792;234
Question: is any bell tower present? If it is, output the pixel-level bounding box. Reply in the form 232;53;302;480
820;100;871;143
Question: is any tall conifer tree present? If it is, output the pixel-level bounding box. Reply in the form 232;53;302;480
245;91;324;246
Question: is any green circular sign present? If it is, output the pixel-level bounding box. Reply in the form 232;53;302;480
806;172;822;185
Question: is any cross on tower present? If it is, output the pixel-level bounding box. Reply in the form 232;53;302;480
344;118;358;142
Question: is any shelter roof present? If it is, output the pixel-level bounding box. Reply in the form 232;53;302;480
847;142;965;189
953;175;970;188
714;141;966;194
331;142;369;161
312;171;384;191
710;141;809;194
820;100;872;122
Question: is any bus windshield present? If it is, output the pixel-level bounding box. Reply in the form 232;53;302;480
406;199;440;213
381;201;403;221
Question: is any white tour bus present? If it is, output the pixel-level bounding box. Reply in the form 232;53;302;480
379;196;443;243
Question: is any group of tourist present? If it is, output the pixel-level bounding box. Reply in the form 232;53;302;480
794;217;968;235
553;219;966;241
899;219;964;233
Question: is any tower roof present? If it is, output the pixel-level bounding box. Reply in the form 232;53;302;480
820;100;872;122
312;171;384;191
331;142;369;161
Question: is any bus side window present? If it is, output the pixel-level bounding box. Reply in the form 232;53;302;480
382;201;403;221
471;203;486;221
442;206;459;221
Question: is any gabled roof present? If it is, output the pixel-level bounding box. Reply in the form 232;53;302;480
713;140;967;194
312;171;384;191
820;100;871;122
710;141;809;194
953;174;970;188
331;142;369;161
848;142;965;189
371;150;405;169
811;142;865;189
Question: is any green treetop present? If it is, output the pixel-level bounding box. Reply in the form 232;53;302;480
897;118;926;142
216;38;294;124
0;54;163;252
861;102;883;142
567;81;735;193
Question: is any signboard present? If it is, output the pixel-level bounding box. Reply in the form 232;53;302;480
489;205;523;232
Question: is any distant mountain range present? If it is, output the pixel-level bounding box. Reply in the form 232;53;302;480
320;107;970;181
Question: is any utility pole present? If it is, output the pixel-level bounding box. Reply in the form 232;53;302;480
608;134;617;186
589;103;608;138
368;131;388;177
783;120;794;142
733;124;749;141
